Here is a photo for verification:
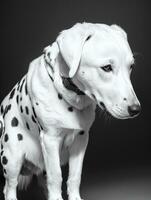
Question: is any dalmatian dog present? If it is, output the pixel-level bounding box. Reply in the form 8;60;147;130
0;22;141;200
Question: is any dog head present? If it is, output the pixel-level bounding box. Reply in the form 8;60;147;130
56;23;141;119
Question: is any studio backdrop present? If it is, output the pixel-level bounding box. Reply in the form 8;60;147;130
0;0;151;200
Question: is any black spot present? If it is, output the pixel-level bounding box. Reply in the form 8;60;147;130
36;102;39;105
20;79;25;93
32;107;37;118
1;105;4;114
0;121;3;136
43;171;46;176
68;107;73;112
20;106;23;113
20;97;22;101
1;144;3;150
58;93;63;100
9;88;15;99
99;102;106;110
1;150;4;156
7;104;11;112
25;106;29;115
79;130;85;135
11;117;19;127
39;123;43;130
37;119;43;131
32;115;36;123
26;122;30;130
86;35;92;41
16;95;19;104
3;104;11;117
25;83;28;95
2;156;8;165
91;93;96;100
3;168;7;174
3;106;8;118
4;134;9;142
17;133;23;141
49;74;54;82
3;108;6;118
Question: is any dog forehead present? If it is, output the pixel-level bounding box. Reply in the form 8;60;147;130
81;27;133;66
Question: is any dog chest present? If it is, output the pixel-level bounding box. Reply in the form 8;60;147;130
26;57;96;130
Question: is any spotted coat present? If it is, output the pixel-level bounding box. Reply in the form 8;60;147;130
0;53;95;181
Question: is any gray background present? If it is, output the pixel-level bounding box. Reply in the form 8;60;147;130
0;0;151;199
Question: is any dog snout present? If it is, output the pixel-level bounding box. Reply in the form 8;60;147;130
127;104;141;117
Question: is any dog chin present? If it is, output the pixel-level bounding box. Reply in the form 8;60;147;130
98;102;131;120
98;102;114;118
110;113;130;119
107;111;132;120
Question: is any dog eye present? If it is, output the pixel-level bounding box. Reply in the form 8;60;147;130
101;65;112;72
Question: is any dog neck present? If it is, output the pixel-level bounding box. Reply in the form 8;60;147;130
61;76;85;95
43;54;92;110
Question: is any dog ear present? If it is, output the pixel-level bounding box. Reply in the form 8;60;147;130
57;23;93;78
111;24;127;39
43;42;59;67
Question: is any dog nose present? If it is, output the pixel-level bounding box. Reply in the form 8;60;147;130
128;104;141;117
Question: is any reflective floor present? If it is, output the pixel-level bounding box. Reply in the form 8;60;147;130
81;167;151;200
0;166;151;200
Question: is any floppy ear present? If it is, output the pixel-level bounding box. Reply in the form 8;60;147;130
111;24;127;39
43;42;59;67
57;23;93;78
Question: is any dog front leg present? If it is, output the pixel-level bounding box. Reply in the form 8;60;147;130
67;131;89;200
40;130;63;200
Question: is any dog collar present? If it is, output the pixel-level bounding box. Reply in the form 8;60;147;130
61;76;85;95
43;53;85;96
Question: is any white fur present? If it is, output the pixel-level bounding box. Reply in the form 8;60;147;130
0;22;140;200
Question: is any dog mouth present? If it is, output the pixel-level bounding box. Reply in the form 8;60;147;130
91;94;107;111
97;101;116;119
97;100;136;120
91;94;108;112
99;104;131;120
98;101;121;119
91;94;128;119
